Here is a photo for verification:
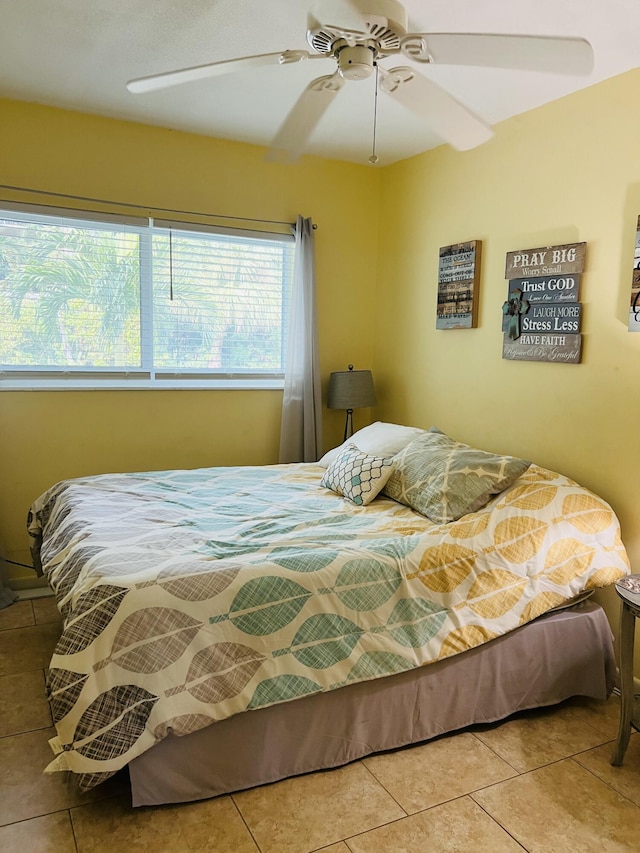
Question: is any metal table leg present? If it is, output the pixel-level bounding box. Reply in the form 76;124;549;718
611;601;635;766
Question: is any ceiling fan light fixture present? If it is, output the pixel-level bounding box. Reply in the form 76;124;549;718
336;44;376;80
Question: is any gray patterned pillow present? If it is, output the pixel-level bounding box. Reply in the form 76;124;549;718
321;443;395;506
383;430;530;523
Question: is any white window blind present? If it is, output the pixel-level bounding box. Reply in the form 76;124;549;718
0;205;295;389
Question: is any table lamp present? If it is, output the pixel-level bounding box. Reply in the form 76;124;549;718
327;364;377;441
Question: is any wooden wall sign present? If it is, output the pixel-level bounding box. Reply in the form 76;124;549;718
437;240;482;330
507;274;580;304
502;333;582;364
521;303;582;334
505;242;586;279
629;215;640;333
502;241;585;364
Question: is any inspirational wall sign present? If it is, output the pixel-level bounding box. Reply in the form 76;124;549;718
628;215;640;332
502;241;586;364
437;240;482;329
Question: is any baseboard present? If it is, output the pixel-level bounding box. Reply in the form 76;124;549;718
16;587;54;600
7;575;49;592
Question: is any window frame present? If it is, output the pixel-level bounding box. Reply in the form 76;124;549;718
0;203;294;391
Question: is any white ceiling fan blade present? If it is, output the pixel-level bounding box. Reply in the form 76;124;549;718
380;67;493;151
267;72;346;163
400;34;594;76
127;50;319;94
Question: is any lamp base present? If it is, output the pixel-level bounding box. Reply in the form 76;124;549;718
343;409;354;442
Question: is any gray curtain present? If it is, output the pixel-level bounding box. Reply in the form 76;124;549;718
279;215;323;463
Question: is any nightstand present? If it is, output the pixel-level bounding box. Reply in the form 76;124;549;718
611;576;640;766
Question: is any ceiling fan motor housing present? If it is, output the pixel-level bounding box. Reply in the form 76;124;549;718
336;43;376;80
307;0;407;57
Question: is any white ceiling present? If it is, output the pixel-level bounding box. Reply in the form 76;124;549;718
2;0;640;166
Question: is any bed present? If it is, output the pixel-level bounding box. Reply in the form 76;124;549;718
27;425;630;805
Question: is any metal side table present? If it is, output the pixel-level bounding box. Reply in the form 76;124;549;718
611;576;640;766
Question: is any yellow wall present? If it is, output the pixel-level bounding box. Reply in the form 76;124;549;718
0;98;381;573
375;67;640;634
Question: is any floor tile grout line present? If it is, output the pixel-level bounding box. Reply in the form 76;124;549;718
229;792;266;852
0;663;52;694
468;730;524;776
68;789;131;827
568;753;640;810
0;667;52;740
461;757;570;804
0;599;35;630
359;758;409;817
329;793;531;853
561;699;624;739
0;665;49;677
0;806;78;839
329;796;469;850
0;622;37;633
67;806;80;853
0;722;55;741
470;794;529;851
470;721;620;777
0;667;53;679
372;767;534;822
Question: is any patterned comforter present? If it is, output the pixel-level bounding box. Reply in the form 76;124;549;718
27;462;629;791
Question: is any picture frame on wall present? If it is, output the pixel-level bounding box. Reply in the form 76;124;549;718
501;241;586;364
436;240;482;330
628;215;640;332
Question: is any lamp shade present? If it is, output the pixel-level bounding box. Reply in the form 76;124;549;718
327;365;376;410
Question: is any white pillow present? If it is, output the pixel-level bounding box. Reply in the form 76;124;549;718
320;443;395;506
318;421;426;467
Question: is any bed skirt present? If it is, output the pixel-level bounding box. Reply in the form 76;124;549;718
129;601;615;806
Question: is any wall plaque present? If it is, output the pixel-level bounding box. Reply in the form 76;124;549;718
502;333;582;364
502;241;585;363
629;215;640;332
437;240;482;329
519;303;582;335
505;242;586;279
507;274;580;304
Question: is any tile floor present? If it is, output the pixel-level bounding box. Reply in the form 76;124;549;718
1;597;640;852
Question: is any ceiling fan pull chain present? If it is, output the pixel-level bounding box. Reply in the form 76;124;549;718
369;64;380;165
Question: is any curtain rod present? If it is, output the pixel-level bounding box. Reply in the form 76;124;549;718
0;183;314;230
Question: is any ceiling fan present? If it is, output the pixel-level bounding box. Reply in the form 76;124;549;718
126;0;594;162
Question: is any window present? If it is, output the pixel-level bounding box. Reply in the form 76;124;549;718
0;204;295;389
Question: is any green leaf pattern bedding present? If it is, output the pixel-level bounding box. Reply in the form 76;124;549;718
27;462;629;791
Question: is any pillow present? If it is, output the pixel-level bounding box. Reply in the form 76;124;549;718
383;430;530;523
318;422;426;468
321;443;395;506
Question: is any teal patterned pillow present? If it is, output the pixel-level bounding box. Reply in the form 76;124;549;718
321;443;395;507
383;430;530;523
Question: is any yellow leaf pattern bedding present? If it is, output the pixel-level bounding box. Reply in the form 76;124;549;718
27;462;629;791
